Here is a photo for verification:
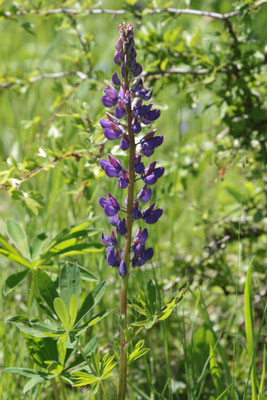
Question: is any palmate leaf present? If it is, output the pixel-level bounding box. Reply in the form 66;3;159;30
87;309;111;327
157;284;188;320
23;376;46;394
78;264;98;281
69;294;78;329
33;292;55;319
130;282;189;330
72;353;117;386
38;220;102;263
128;340;150;364
0;233;31;268
4;367;42;378
59;262;81;308
3;269;29;295
72;372;99;386
31;233;49;261
74;281;106;326
7;219;31;260
17;322;65;338
25;336;60;370
54;298;69;330
37;270;58;311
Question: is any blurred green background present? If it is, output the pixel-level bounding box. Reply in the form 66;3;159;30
0;0;266;398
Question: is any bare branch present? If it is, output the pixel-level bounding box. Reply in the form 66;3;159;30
3;0;266;20
142;66;234;78
0;71;87;89
0;150;101;191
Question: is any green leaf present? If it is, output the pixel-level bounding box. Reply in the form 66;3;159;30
258;345;266;400
3;269;29;295
31;233;48;261
129;341;150;364
54;298;69;330
57;334;68;365
7;315;29;323
147;279;156;314
69;294;78;329
59;262;81;308
23;376;45;394
4;367;40;378
244;257;257;400
87;309;111;327
129;348;150;364
215;383;233;400
7;219;31;260
0;234;31;268
209;345;224;397
37;270;58;311
72;372;99;386
66;337;98;371
75;281;106;326
130;303;150;317
78;264;98;281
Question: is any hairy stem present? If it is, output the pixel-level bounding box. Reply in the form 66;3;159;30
118;73;136;400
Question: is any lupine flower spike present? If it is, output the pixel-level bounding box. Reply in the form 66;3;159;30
99;23;164;399
99;23;164;278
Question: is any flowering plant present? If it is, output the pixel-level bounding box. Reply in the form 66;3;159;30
99;22;164;399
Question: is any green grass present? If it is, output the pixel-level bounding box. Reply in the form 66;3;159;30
0;0;266;398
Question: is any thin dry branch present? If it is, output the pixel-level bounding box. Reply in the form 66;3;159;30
142;67;233;78
0;71;87;89
3;0;266;20
0;150;99;191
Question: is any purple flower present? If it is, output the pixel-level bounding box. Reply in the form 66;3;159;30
137;185;152;203
134;227;148;246
132;247;154;267
119;261;127;276
134;155;145;175
112;72;121;86
142;109;160;124
100;154;122;178
101;229;117;246
106;246;121;267
117;218;127;236
118;170;129;189
100;155;129;189
132;201;142;220
132;79;152;101
142;161;165;185
109;213;120;227
142;202;163;224
102;85;119;108
99;23;164;277
141;135;164;157
99;193;120;216
120;138;129;151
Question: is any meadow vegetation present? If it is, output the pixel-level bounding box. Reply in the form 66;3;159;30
0;0;266;399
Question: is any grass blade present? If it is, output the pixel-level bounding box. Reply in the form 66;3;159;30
258;345;266;400
244;257;257;400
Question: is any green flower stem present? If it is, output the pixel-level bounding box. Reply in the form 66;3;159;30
118;72;136;400
58;377;68;400
52;378;60;400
